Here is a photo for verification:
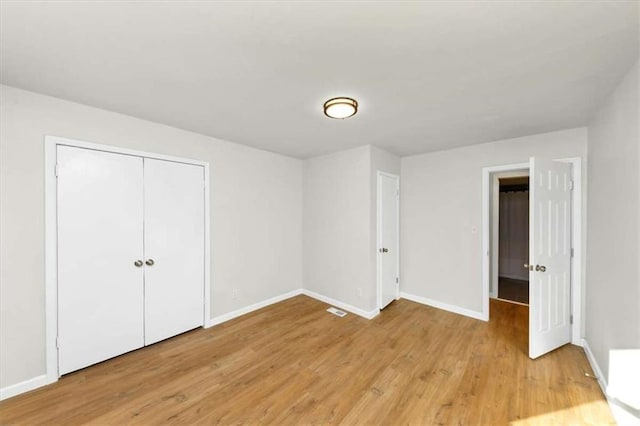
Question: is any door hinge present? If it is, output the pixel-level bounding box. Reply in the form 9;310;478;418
396;188;399;197
396;277;399;284
56;336;60;349
571;248;574;258
55;163;59;178
569;180;574;190
570;315;573;325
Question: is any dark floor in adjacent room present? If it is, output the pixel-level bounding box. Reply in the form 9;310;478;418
498;276;529;304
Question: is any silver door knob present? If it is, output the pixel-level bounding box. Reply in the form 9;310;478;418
145;259;155;266
524;263;533;271
134;260;143;267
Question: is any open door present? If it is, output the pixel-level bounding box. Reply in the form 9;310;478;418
528;157;572;359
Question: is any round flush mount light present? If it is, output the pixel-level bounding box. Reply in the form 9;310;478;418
323;97;358;119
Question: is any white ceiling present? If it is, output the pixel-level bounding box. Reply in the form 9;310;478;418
1;1;638;158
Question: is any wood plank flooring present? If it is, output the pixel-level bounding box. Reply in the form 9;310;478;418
0;296;613;425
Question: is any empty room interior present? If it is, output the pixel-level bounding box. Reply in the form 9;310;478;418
1;1;639;425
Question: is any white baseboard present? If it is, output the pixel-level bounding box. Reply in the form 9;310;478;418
582;339;640;424
301;289;379;320
582;338;608;396
205;288;380;327
205;288;303;328
0;374;48;401
400;292;485;321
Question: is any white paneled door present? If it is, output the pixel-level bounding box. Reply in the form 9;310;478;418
528;158;572;359
57;146;145;375
57;145;206;375
143;159;205;345
378;172;399;310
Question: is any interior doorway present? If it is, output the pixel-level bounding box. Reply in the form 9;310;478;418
489;170;529;305
496;176;530;305
482;157;583;359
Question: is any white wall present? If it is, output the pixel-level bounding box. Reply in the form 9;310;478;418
302;145;400;313
0;85;303;390
303;146;373;312
585;61;639;383
401;128;587;315
371;145;401;179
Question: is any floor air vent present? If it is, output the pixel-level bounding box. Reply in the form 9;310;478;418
327;307;347;317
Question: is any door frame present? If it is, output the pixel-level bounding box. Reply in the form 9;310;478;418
376;171;400;310
481;157;583;346
44;135;211;384
490;169;530;299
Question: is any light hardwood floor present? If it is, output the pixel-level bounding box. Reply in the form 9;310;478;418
0;296;613;425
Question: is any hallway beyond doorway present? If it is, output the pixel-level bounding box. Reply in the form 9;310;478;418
498;277;529;305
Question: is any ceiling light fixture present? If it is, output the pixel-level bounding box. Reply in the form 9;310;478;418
323;97;358;119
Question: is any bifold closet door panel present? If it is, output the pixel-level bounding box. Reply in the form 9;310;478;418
57;146;145;375
143;158;205;345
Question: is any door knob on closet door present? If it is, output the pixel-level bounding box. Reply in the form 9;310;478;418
524;263;533;271
134;260;143;267
379;248;389;253
145;259;155;266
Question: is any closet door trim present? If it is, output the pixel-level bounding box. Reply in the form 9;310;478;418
44;135;210;384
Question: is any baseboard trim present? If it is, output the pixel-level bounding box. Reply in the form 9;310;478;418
582;338;608;396
0;374;48;401
301;289;379;320
582;339;640;423
400;292;485;321
205;288;303;328
205;288;380;327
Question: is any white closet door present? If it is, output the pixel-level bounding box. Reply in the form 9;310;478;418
378;172;399;310
143;159;205;345
57;146;144;375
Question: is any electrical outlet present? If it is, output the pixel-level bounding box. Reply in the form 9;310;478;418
357;288;363;297
231;289;240;299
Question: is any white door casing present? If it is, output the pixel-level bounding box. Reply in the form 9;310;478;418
528;157;572;359
57;146;145;375
143;158;205;345
378;172;400;310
